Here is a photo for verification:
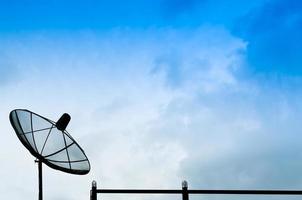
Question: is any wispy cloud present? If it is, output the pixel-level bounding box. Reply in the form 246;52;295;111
1;24;302;200
0;26;245;197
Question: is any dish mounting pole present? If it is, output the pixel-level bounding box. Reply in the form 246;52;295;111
37;159;43;200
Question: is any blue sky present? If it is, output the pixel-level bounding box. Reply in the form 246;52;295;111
1;0;302;200
0;0;301;76
0;0;255;29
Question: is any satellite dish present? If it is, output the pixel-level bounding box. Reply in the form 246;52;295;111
10;109;90;200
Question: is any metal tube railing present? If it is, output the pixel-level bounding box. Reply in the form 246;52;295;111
90;180;302;200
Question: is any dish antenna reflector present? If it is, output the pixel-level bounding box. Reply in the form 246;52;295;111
10;109;90;200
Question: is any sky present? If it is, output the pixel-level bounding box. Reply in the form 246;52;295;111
1;0;302;199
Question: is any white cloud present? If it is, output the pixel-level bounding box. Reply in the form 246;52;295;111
1;27;301;200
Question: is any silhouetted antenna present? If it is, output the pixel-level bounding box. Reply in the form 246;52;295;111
10;109;90;200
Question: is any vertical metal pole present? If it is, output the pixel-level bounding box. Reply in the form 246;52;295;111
182;180;188;200
38;160;43;200
91;180;97;200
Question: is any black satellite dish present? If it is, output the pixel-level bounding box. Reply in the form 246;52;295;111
10;109;90;200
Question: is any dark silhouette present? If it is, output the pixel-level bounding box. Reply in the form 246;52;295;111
90;180;302;200
56;113;71;131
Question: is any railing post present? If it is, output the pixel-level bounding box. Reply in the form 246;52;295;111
90;180;97;200
182;180;189;200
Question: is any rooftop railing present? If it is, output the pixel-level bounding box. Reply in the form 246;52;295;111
90;180;302;200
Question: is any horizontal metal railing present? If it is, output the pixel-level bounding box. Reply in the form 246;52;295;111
90;180;302;200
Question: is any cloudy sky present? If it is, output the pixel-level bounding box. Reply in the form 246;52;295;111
1;0;302;199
